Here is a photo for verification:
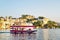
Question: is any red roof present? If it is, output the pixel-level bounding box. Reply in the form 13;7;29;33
10;26;35;27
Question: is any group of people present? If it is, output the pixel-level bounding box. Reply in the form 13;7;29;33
21;28;32;35
14;28;32;35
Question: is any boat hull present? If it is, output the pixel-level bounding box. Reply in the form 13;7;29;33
10;30;37;34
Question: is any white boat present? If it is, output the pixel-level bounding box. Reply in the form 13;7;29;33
10;25;37;34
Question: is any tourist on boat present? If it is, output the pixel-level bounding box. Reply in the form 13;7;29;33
27;29;32;35
20;28;24;34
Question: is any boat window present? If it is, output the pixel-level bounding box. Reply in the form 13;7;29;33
18;28;21;30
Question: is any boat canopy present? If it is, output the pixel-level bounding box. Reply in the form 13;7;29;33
10;26;35;27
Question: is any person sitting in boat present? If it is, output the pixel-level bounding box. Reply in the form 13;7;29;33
27;29;32;35
27;29;37;35
20;28;24;34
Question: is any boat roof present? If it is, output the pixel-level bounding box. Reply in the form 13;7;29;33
10;26;35;27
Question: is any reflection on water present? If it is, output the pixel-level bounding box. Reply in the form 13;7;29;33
0;29;60;40
11;33;37;40
0;33;37;40
49;29;60;40
43;29;49;40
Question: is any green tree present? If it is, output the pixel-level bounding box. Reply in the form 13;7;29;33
38;16;45;19
46;21;57;28
26;19;32;23
21;15;28;18
26;18;37;23
33;20;43;28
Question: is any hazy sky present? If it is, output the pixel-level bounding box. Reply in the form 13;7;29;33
0;0;60;22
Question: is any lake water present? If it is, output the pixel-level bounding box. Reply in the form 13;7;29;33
0;29;60;40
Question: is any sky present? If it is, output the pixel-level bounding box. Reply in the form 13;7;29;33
0;0;60;22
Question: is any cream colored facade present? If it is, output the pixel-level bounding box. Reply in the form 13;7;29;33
32;20;38;23
0;15;49;30
19;18;27;23
43;18;49;25
26;15;35;19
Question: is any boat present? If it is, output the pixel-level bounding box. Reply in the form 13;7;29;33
10;23;37;34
